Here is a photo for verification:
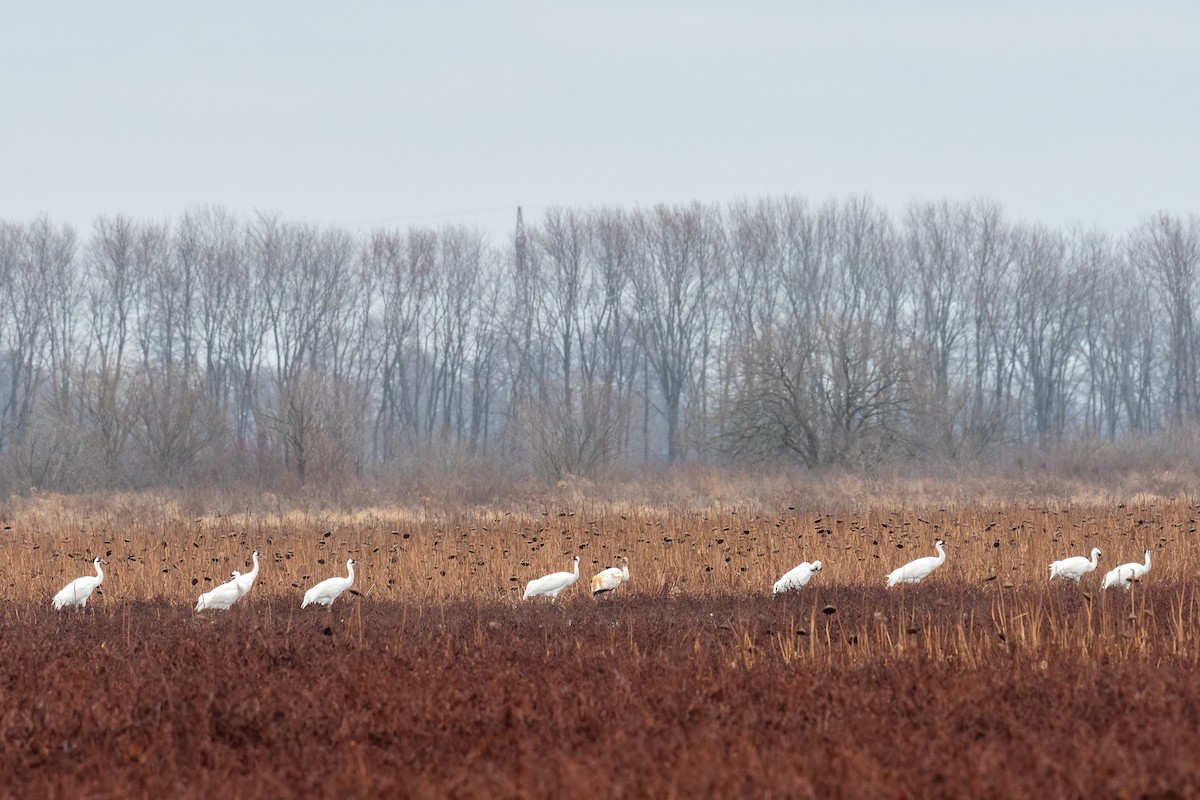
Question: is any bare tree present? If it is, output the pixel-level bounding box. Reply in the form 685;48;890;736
320;235;377;477
499;207;552;463
0;221;48;454
467;259;505;456
1075;230;1138;438
431;227;487;445
366;227;436;460
1130;212;1200;425
1010;224;1096;447
512;208;638;478
177;206;243;409
719;200;788;429
960;199;1017;454
119;215;230;482
904;201;971;456
814;197;908;463
130;364;225;482
257;217;354;480
579;208;638;469
522;208;597;476
1111;259;1157;435
629;203;722;464
76;215;153;477
1;196;1198;490
718;198;909;466
14;218;83;490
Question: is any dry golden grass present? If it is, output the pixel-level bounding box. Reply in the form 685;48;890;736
6;483;1200;796
4;488;1197;612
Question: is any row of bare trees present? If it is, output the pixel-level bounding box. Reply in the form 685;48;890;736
0;197;1196;491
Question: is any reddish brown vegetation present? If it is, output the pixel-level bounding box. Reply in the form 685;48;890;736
6;492;1200;795
5;586;1200;798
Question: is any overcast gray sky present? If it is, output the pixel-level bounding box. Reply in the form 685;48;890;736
2;1;1196;241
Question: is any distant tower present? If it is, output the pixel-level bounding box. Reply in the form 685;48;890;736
514;206;527;277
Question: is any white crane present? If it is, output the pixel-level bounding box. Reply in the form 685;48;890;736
195;572;245;611
302;559;356;608
235;550;260;597
886;540;946;587
195;550;258;611
773;560;823;594
1126;549;1153;581
52;557;104;610
1049;547;1102;582
1102;549;1152;590
523;555;580;603
590;556;630;599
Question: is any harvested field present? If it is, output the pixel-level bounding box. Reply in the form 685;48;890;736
6;590;1200;798
7;494;1198;603
3;493;1200;797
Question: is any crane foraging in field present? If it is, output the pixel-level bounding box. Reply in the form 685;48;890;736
886;540;946;587
52;557;104;610
1049;547;1102;582
591;556;630;599
1102;549;1152;590
773;560;823;594
196;550;259;611
302;559;356;608
235;550;260;596
195;572;245;611
523;555;580;603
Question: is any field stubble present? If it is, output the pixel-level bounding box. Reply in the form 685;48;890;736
3;494;1200;797
7;496;1199;604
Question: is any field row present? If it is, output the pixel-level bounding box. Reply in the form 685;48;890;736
4;499;1195;605
6;492;1200;797
4;589;1200;798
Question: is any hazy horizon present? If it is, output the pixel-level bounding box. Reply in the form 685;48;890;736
3;2;1197;240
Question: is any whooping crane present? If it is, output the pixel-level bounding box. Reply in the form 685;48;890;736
302;559;356;608
196;551;258;611
1049;547;1102;582
886;540;946;587
52;557;104;610
195;572;245;611
773;560;823;594
1102;549;1151;590
523;555;580;603
235;550;260;597
591;556;630;599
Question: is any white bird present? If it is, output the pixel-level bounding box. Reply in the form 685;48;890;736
1049;547;1102;582
523;555;580;603
52;557;104;610
1102;549;1152;590
591;556;630;599
195;572;245;611
773;560;823;594
302;559;356;608
235;550;260;597
886;540;946;586
196;551;258;611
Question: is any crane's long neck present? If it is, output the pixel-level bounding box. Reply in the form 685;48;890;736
247;553;260;579
93;559;104;584
1144;550;1151;570
1091;549;1100;567
346;560;355;583
935;542;945;564
572;559;579;578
